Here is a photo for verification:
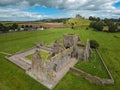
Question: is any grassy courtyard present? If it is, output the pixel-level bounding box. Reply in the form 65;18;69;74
0;28;120;90
25;50;49;60
75;50;109;78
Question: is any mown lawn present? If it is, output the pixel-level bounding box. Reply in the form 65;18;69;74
0;28;120;90
0;54;48;90
75;50;109;79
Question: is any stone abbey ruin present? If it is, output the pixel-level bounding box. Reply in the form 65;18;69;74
27;34;92;89
7;33;114;90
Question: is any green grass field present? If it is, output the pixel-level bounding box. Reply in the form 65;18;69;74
75;50;109;79
0;28;120;90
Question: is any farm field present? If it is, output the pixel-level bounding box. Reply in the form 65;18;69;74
0;28;120;90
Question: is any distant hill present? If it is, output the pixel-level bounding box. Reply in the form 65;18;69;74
66;18;91;28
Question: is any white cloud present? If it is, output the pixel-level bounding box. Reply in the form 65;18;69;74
0;8;46;21
0;0;119;10
63;9;120;19
0;0;120;21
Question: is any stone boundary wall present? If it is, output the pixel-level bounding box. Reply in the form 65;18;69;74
96;49;114;82
70;67;114;84
70;49;114;85
11;47;35;56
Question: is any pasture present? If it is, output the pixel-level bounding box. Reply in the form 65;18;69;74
0;28;120;90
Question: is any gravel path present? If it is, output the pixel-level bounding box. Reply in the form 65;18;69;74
7;48;35;70
6;47;52;70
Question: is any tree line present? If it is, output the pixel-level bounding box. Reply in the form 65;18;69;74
89;16;120;32
0;23;18;33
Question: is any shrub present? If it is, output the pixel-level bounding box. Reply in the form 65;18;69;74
0;23;9;33
108;21;117;32
90;40;99;49
11;23;18;30
89;21;104;31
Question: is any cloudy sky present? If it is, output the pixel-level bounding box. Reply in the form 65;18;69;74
0;0;120;21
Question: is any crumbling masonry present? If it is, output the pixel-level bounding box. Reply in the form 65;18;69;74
27;34;92;89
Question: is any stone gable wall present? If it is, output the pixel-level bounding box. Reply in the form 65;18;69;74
47;47;73;72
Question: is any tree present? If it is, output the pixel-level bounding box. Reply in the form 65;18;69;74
0;23;4;32
89;16;101;21
90;40;99;49
89;16;94;20
11;23;18;30
96;21;104;31
103;18;118;32
108;21;117;32
0;23;9;33
89;21;104;31
71;23;75;29
96;17;100;21
89;21;95;28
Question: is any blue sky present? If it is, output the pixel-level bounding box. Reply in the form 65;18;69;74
0;0;120;21
114;1;120;8
24;6;67;18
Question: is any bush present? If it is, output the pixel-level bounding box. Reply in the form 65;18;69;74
10;23;18;31
108;21;117;32
89;21;104;31
90;40;99;49
0;23;9;33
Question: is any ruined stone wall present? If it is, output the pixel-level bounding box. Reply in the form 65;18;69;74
30;34;93;87
52;39;64;55
37;44;53;52
31;50;45;79
63;34;80;48
47;47;73;72
72;45;88;61
70;67;114;85
76;47;85;60
31;49;54;83
84;40;91;60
